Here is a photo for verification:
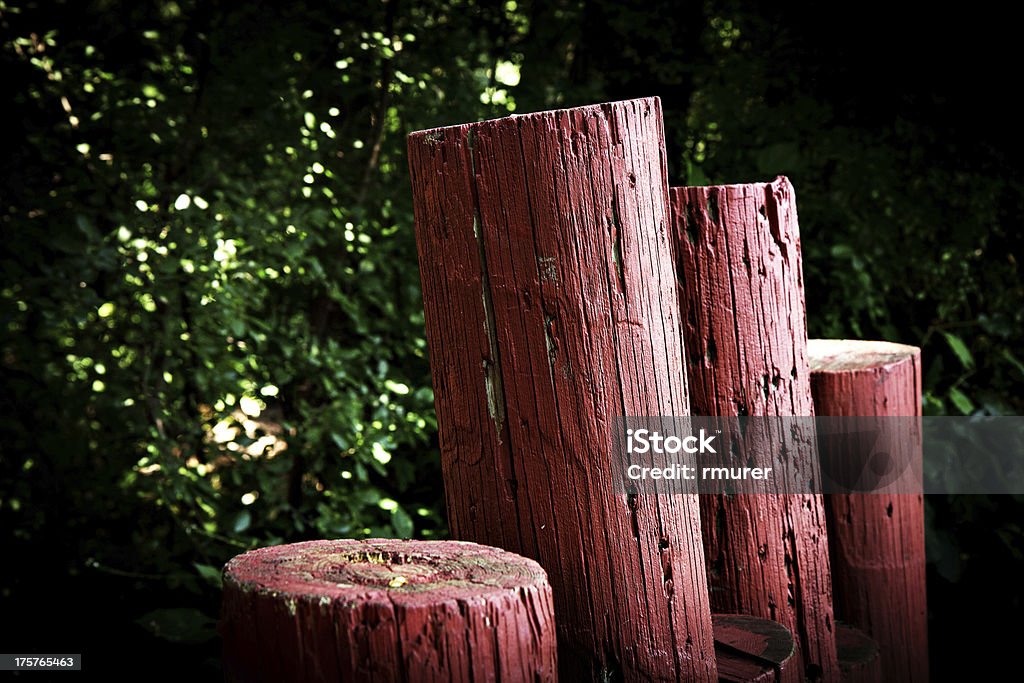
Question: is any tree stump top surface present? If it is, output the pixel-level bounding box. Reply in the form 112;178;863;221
223;539;549;608
408;96;658;141
672;176;791;198
713;614;794;682
808;339;919;373
835;622;881;672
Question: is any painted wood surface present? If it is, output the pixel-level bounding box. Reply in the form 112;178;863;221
220;539;556;683
808;339;928;683
671;179;839;682
713;614;795;683
408;98;718;681
835;623;882;682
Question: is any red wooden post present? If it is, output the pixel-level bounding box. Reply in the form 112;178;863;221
808;339;929;682
671;178;840;681
220;539;557;682
408;98;718;681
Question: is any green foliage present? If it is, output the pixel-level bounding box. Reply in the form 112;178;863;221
675;2;1023;419
137;607;218;644
0;0;524;653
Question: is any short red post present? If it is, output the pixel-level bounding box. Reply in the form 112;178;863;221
671;178;840;681
408;98;718;680
220;539;557;682
713;615;795;683
835;622;883;682
808;339;929;682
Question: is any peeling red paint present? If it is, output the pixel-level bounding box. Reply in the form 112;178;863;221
409;98;717;681
809;339;929;683
221;539;557;682
671;179;840;682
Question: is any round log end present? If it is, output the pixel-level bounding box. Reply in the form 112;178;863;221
407;96;660;146
223;538;549;605
712;614;795;683
808;339;919;373
222;539;556;683
669;175;792;198
836;622;881;682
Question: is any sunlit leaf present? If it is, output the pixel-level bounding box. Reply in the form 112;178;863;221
942;331;975;369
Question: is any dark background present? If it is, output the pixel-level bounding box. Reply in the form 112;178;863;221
1;0;1021;679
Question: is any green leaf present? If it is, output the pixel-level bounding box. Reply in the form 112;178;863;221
232;509;252;533
392;506;414;538
193;562;223;588
829;244;853;259
75;214;100;242
136;608;217;643
941;331;974;369
948;387;974;415
756;142;801;174
1003;350;1024;378
685;159;708;186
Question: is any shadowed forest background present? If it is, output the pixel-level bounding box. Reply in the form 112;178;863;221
2;0;1022;678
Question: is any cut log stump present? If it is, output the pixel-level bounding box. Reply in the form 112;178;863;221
835;622;882;682
220;539;557;683
809;339;929;683
671;179;839;682
408;98;717;681
713;614;795;683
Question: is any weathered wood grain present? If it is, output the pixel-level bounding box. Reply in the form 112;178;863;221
809;339;928;683
671;179;839;682
408;98;718;681
220;539;557;683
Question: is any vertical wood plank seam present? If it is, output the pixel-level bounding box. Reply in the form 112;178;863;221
465;126;527;562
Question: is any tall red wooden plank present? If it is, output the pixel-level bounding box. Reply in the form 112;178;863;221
671;179;840;681
221;539;557;682
808;339;929;682
408;98;718;681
